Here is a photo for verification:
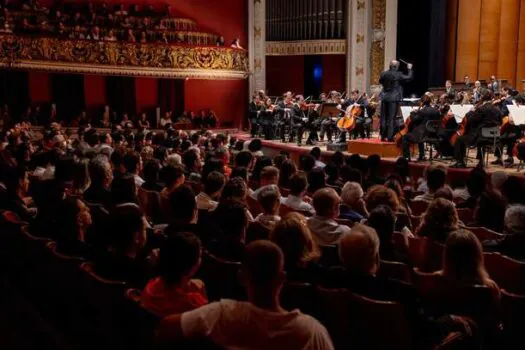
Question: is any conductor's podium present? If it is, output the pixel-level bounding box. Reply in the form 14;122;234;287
347;138;402;158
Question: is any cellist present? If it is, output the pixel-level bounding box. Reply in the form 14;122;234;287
401;93;440;161
493;87;521;166
347;89;372;140
452;90;502;168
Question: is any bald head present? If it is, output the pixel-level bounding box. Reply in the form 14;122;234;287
390;60;400;70
339;224;380;275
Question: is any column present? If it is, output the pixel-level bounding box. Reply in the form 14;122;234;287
383;0;397;71
370;0;386;88
347;0;370;93
250;0;266;96
496;0;520;86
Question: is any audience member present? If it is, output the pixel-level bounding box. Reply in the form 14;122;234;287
365;185;400;213
165;185;198;234
339;181;368;222
278;159;297;189
282;173;314;214
366;205;409;264
308;188;351;245
364;154;385;190
472;190;507;232
307;167;326;195
141;232;207;317
456;168;488;209
271;212;323;283
111;175;138;206
251;166;279;199
416;198;459;243
413;166;447;202
158;241;334;349
210;200;250;261
483;204;525;260
141;159;163;192
122;151;144;188
309;147;325;168
84;155;113;208
196;171;225;212
253;185;281;231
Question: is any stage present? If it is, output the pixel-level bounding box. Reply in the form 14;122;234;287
234;132;524;183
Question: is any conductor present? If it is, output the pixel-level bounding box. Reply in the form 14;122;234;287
379;60;413;141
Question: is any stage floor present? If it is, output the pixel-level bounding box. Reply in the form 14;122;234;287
234;132;524;179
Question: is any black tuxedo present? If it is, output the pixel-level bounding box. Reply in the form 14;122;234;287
379;67;413;140
402;105;440;159
248;101;263;137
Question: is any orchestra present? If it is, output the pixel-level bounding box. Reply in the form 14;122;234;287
247;76;525;170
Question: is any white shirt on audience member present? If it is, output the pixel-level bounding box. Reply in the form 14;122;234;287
283;194;315;214
195;192;218;211
180;299;334;350
307;216;351;246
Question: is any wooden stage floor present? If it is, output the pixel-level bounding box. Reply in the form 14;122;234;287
234;132;524;180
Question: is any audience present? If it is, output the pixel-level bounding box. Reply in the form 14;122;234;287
472;190;507;232
140;232;207;317
83;155;113;208
282;173;314;214
141;159;163;192
307;188;351;246
413;166;447;202
195;171;225;212
483;204;525;260
251;165;279;199
253;185;281;231
307;167;326;195
158;241;333;349
339;181;368;222
416;198;459;243
278;159;297;189
366;205;409;264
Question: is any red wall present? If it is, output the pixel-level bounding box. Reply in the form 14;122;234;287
135;77;158;113
185;79;247;128
84;75;106;107
28;72;51;103
266;56;305;96
322;55;346;93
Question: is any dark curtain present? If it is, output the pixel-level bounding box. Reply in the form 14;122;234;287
106;76;136;117
304;55;323;98
427;0;447;88
158;79;185;120
51;73;85;123
0;70;30;124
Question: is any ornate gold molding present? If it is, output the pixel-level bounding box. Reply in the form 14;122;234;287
371;0;386;85
0;34;249;79
266;40;347;56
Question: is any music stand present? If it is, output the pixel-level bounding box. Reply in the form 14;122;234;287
320;103;340;120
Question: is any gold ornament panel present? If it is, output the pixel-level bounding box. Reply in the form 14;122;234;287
0;34;249;79
266;40;347;56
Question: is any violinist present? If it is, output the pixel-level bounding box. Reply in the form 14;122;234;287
494;87;522;166
452;90;502;168
248;95;264;138
297;96;320;145
276;92;303;145
319;92;336;142
445;80;456;101
260;98;276;140
401;94;440;161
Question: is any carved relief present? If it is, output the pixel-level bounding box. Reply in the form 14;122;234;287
266;40;347;56
371;0;386;85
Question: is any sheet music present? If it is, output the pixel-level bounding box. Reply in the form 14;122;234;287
508;105;525;125
450;104;474;123
400;106;416;121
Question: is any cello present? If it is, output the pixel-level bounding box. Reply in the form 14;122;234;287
336;92;366;131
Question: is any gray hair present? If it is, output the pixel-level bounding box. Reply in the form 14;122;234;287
341;182;364;207
504;205;525;236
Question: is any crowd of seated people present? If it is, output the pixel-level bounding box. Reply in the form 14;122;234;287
0;0;237;46
1;121;525;348
1;103;220;129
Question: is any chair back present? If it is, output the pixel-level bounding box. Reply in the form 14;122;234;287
198;250;244;301
319;244;341;267
481;126;500;139
246;221;271;243
410;200;429;216
501;289;525;347
316;286;352;349
347;292;412;350
378;260;412;283
280;282;317;316
425;120;440;134
484;252;525;294
407;236;444;272
410;215;422;229
457;208;474;224
137;187;162;223
466;226;504;242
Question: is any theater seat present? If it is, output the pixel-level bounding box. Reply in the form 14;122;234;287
280;281;317;316
484;252;525;294
124;288;161;349
410;200;429;216
319;244;341;267
457;208;474;224
378;260;412;284
407;236;444;272
198;250;244;301
501;289;525;348
466;226;504;242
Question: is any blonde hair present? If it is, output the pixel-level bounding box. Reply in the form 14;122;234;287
270;212;320;268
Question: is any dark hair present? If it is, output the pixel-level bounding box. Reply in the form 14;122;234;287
257;185;280;214
243;240;284;288
332;151;344;166
202;157;224;181
273;154;287;170
278;159;297;188
248;139;262;152
55;156;76;183
143;159;160;184
161;164;185;188
106;204;145;253
230;166;248;181
235;151;253;168
502;176;525;205
158;232;202;286
366;205;396;246
204;171;226;196
324;162;340;182
474;190;507;232
393;157;410;180
166;185;195;224
215;200;249;240
347;154;364;172
111;175;137;205
182;149;199;171
122;151;141;174
251;156;272;181
299;155;315;172
466;168;488;198
367;154;381;176
307;168;326;194
289;173;308;196
221;177;248;201
426;166;447;193
340;165;362;185
309;147;321;160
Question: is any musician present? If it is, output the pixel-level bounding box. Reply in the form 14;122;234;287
488;75;500;93
344;89;371;139
493;87;522;166
464;75;472;89
445;80;456;101
472;80;485;103
319;92;337;142
296;95;318;145
276;92;304;145
401;94;440;161
452;90;503;168
248;95;264;138
379;60;414;141
260;98;276;140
